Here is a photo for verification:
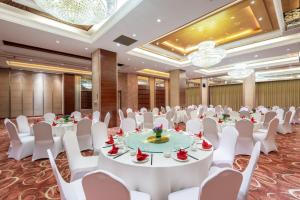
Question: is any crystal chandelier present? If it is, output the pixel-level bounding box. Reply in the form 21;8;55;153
228;63;254;79
34;0;117;25
188;41;226;68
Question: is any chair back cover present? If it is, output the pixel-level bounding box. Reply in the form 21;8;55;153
236;119;253;139
82;170;130;200
240;107;249;112
283;111;292;125
71;111;82;121
205;110;215;117
166;106;171;112
5;120;21;144
219;126;239;155
77;119;92;136
140;107;147;113
152;107;159;115
200;168;242;200
120;118;136;132
203;117;219;147
44;113;56;123
293;107;300;122
127;112;136;120
263;111;276;127
92;122;107;150
186;118;202;135
33;122;54;143
104;112;111;128
92;111;100;123
63;132;82;171
153;117;169;129
275;108;284;121
118;109;125;121
239;111;250;118
126;108;133;114
265;118;279;140
16;115;30;133
143;112;154;129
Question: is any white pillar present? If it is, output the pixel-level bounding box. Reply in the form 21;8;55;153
243;73;256;109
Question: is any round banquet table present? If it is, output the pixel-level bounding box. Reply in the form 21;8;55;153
99;130;213;200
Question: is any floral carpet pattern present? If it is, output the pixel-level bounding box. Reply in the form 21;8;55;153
0;119;299;200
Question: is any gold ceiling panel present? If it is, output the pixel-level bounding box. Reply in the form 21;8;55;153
147;0;279;57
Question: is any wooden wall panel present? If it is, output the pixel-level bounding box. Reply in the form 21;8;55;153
138;85;150;110
64;74;75;115
22;72;33;116
44;74;53;114
33;73;44;116
10;71;23;117
52;75;63;114
155;86;165;108
0;69;10;118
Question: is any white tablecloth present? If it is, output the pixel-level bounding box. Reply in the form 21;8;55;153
99;136;213;200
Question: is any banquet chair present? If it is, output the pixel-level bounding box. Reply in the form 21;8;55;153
82;170;151;200
235;119;254;155
143;112;154;129
92;111;100;124
104;112;111;128
44;113;56;124
153;117;169;129
161;106;166;113
32;122;62;161
202;117;220;148
230;111;240;120
153;107;159;115
140;107;147;113
71;111;82;121
277;111;292;134
166;111;175;128
251;112;262;123
16;115;31;135
253;118;279;154
126;108;133;114
5;120;34;160
289;109;295;124
120;118;136;133
91;122;107;153
289;106;295;111
127;112;136;120
262;111;276;129
174;105;180;111
186;118;202;135
205;111;215;118
47;149;85;200
63;132;99;181
186;108;193;120
212;126;239;168
239;111;250;119
76;118;93;151
292;107;300;124
275;108;284;122
240;107;249;112
119;109;125;121
237;142;261;200
166;106;171;112
168;168;242;200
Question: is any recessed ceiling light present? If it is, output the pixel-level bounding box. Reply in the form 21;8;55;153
254;55;258;58
156;42;159;45
230;16;235;20
56;40;60;44
128;58;130;61
85;47;88;50
258;17;263;21
60;64;64;66
29;59;33;62
132;33;137;37
156;18;161;23
287;48;290;51
250;0;255;4
116;43;121;46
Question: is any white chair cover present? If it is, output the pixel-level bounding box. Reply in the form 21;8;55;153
118;109;125;121
92;111;100;124
76;119;93;151
32;122;62;161
140;107;147;113
166;106;171;112
153;107;159;115
190;110;198;119
205;111;215;118
292;107;300;124
5;120;34;160
127;112;136;120
47;149;85;200
44;113;56;123
104;112;111;128
275;108;284;121
277;111;292;134
63;132;99;181
126;108;133;114
153;117;169;129
82;170;151;200
203;117;219;148
239;107;249;112
71;111;82;121
262;111;276;129
186;118;202;135
230;111;240;120
235;119;254;155
143;112;154;129
165;111;174;129
239;111;250;119
16;115;30;134
120;118;136;133
91;122;108;152
212;126;239;167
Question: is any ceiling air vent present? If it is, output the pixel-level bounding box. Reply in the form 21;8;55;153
118;63;125;67
113;35;137;46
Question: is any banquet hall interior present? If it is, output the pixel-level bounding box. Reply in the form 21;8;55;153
0;0;300;199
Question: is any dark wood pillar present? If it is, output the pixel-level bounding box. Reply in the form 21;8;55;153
63;74;75;115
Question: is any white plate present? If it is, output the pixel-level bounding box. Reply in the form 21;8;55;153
132;156;149;163
199;146;213;151
172;153;189;162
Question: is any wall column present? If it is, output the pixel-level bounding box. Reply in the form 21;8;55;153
149;77;155;109
243;73;256;109
201;78;209;106
92;49;118;127
126;73;138;111
165;80;169;106
169;70;186;107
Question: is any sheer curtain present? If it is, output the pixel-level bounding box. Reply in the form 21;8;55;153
186;87;201;106
209;84;243;111
256;79;300;108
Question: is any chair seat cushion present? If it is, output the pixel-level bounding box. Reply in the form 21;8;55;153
168;187;200;200
130;190;151;200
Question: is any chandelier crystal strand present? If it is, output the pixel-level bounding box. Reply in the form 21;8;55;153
188;41;226;68
34;0;117;25
227;63;254;79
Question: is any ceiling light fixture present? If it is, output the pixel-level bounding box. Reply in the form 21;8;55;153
156;18;161;23
258;17;263;21
116;43;121;46
56;40;60;44
188;41;226;68
33;0;117;25
85;47;88;50
132;33;137;37
250;0;255;5
228;63;254;79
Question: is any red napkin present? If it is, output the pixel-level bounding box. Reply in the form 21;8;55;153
105;135;114;145
200;115;204;119
73;120;78;124
137;148;149;161
135;127;141;132
175;124;181;132
202;140;212;149
52;122;57;126
160;124;163;129
241;115;246;119
55;116;60;120
177;149;188;160
250;117;256;123
117;129;124;136
218;119;223;124
196;131;202;138
108;144;119;154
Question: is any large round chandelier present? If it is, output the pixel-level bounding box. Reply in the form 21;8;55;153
228;63;254;79
188;41;226;68
34;0;117;25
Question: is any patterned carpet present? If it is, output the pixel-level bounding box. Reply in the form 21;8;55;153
0;119;299;200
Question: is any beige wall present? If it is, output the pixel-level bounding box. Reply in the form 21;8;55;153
149;77;155;109
169;70;186;107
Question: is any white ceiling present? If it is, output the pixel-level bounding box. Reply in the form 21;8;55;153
0;0;299;80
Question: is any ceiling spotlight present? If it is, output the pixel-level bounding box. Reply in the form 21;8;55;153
258;17;263;21
250;0;255;5
230;16;235;20
286;48;290;51
85;47;88;50
29;59;33;62
132;33;137;37
156;18;161;23
56;40;60;44
228;63;254;79
254;54;258;58
128;58;130;61
116;43;121;46
142;61;145;64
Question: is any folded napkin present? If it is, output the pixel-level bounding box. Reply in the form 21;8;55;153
196;131;202;138
108;144;119;154
117;129;124;136
241;115;246;119
202;140;212;149
137;148;149;161
175;125;181;132
200;115;204;119
250;117;256;123
177;149;188;160
55;116;60;120
105;135;114;145
135;127;141;132
52;122;57;126
218;119;223;124
73;120;78;124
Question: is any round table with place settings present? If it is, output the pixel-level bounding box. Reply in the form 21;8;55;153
99;129;213;200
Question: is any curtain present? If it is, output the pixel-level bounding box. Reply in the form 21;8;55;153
256;79;300;108
186;87;201;106
209;84;243;111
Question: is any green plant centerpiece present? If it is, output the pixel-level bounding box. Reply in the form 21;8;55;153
222;113;230;122
147;125;169;144
63;115;71;123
